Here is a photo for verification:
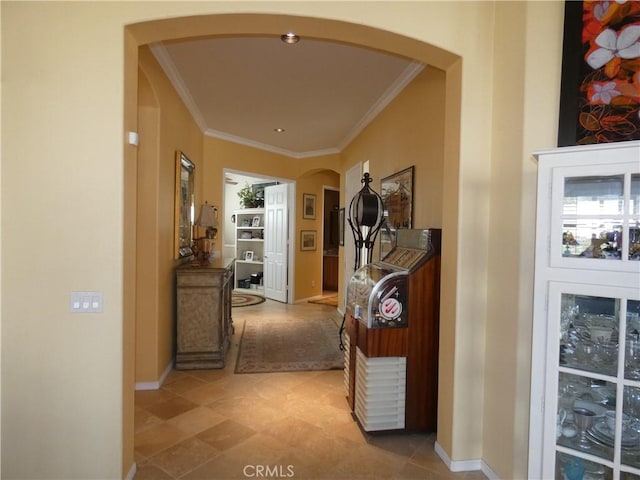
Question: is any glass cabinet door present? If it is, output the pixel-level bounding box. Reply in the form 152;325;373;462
549;283;640;479
551;165;640;270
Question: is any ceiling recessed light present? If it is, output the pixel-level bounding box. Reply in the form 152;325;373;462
280;32;300;44
274;127;285;133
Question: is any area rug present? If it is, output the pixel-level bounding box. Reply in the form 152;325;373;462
235;317;344;373
232;293;265;308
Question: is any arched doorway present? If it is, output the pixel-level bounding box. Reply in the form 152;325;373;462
124;13;461;476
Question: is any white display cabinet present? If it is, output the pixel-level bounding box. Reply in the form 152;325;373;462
529;141;640;480
234;208;264;293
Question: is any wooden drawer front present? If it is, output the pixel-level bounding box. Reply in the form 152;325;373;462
177;271;224;288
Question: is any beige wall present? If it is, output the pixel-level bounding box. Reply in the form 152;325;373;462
295;170;340;300
135;47;204;383
342;66;445;229
483;1;565;474
1;2;564;479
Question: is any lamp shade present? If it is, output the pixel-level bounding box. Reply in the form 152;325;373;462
195;202;218;228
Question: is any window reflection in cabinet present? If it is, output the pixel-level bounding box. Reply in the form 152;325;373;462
560;174;639;261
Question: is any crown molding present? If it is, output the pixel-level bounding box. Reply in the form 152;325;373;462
337;61;425;151
151;43;423;160
204;128;340;159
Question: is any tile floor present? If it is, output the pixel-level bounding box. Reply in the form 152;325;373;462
134;299;486;480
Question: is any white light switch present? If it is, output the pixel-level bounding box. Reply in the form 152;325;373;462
71;291;103;313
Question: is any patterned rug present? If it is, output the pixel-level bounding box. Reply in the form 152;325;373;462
235;317;344;373
232;293;265;308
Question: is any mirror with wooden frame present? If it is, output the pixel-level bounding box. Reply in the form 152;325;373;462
174;150;195;259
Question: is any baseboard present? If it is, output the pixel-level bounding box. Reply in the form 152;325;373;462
134;359;173;391
434;441;482;473
481;461;499;480
124;462;136;480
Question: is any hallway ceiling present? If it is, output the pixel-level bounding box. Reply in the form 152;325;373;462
151;35;423;159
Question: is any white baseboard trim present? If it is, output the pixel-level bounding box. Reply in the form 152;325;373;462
481;462;499;480
434;441;481;471
134;359;173;391
124;462;136;480
434;441;499;479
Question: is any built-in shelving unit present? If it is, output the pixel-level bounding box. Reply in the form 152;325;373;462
234;208;264;293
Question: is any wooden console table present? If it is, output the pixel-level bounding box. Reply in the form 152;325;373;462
175;257;235;369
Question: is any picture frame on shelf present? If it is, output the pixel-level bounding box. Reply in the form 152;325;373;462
300;230;316;251
303;193;316;219
252;216;261;227
244;250;254;261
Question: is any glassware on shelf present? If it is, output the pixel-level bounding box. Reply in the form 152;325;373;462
574;406;598;450
557;452;610;480
562;455;585;480
626;340;640;381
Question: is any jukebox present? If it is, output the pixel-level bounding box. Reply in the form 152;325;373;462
344;228;441;432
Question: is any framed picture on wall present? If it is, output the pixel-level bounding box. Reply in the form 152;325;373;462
558;1;640;146
380;166;414;260
300;230;316;251
303;193;316;219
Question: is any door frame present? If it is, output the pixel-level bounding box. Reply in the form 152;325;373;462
223;168;296;303
322;185;340;292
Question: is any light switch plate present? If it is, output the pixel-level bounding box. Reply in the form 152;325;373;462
70;291;103;313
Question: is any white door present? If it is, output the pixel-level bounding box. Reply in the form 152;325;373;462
264;183;289;302
343;162;363;307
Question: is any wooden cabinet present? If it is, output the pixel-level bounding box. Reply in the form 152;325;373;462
234;208;264;292
344;229;441;432
529;141;640;479
175;257;235;369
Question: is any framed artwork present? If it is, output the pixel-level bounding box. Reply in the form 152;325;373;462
380;166;414;260
303;193;316;219
300;230;317;251
174;150;195;259
251;216;261;227
244;250;254;261
339;207;345;246
381;166;414;230
558;1;640;146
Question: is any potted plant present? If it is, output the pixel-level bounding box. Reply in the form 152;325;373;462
238;183;260;208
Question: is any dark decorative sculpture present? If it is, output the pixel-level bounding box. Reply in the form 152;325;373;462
347;172;385;269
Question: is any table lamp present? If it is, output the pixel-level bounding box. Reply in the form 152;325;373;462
193;202;218;264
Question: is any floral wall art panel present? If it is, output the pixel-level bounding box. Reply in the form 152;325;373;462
558;0;640;146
